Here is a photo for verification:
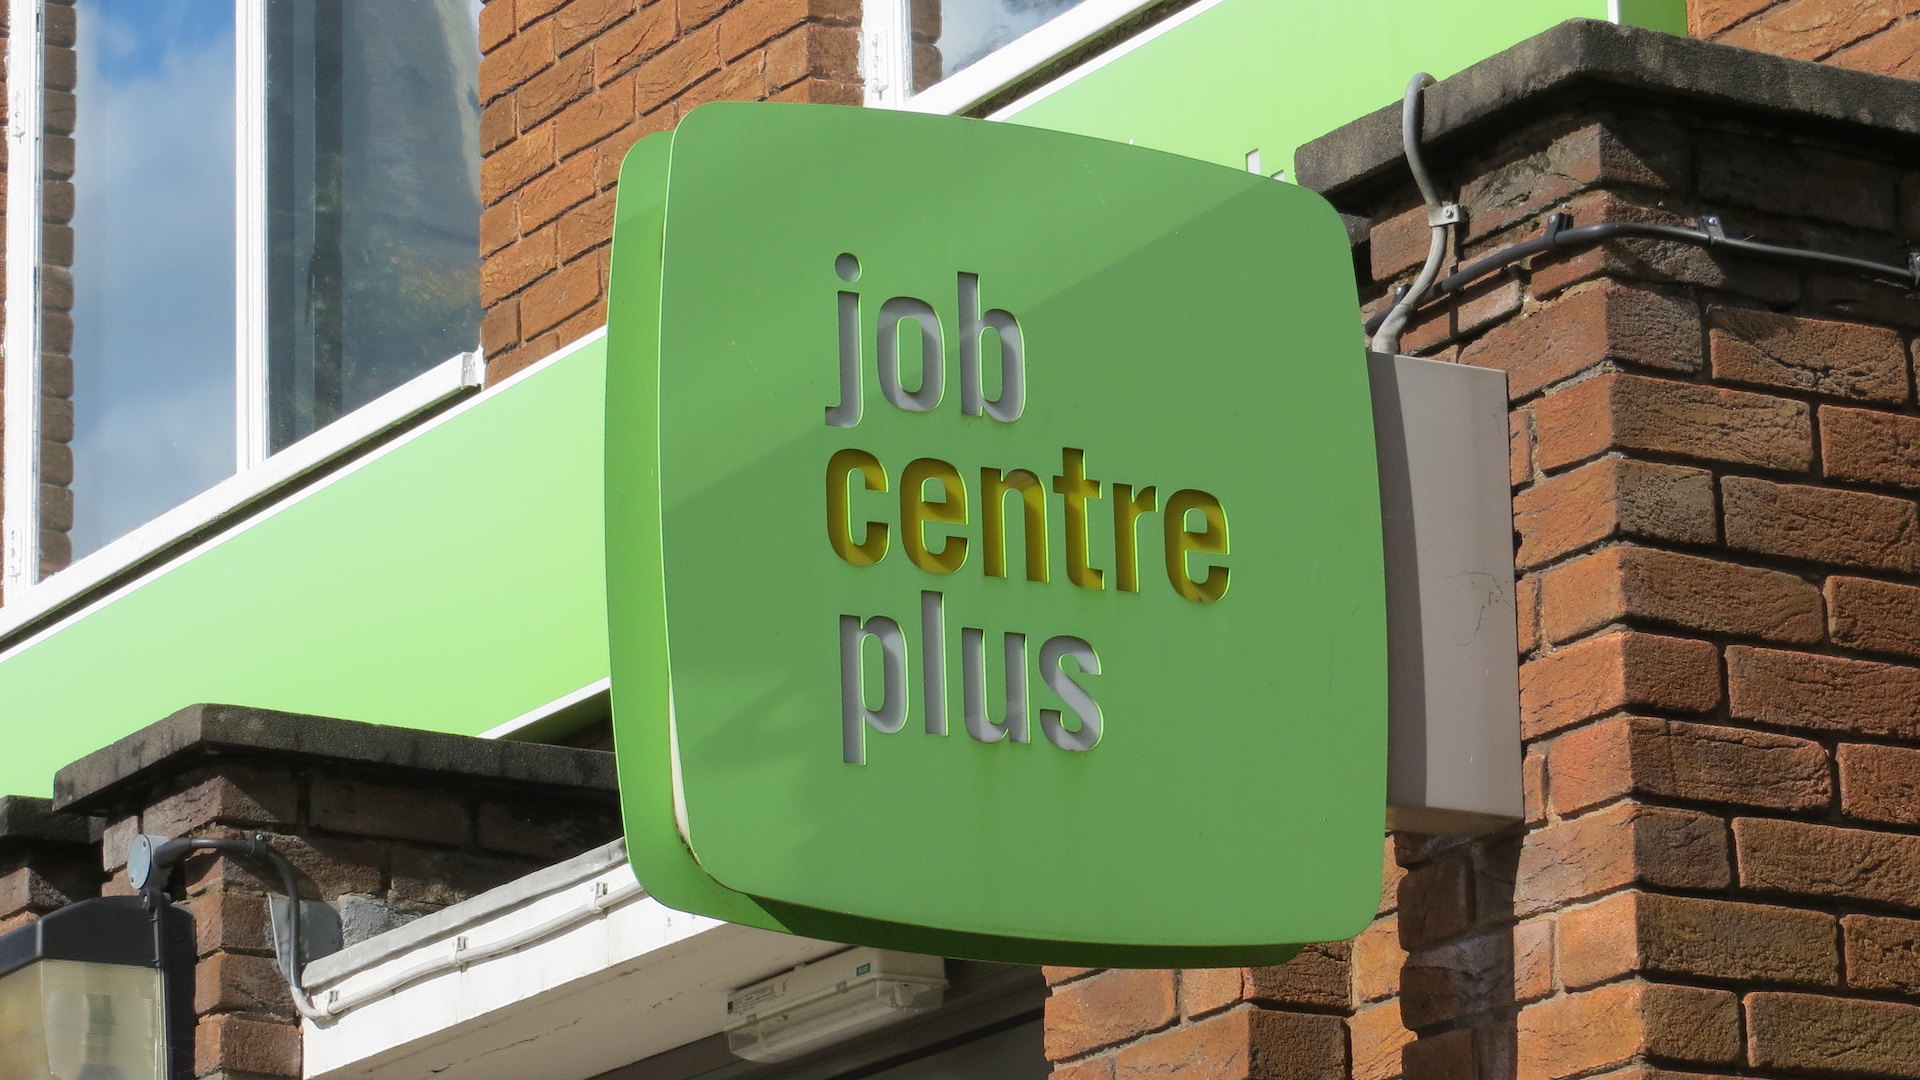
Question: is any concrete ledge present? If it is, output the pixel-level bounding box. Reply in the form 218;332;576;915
54;703;618;814
1296;18;1920;201
0;795;92;851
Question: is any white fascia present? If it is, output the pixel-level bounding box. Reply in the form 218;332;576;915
301;840;844;1080
872;0;1161;115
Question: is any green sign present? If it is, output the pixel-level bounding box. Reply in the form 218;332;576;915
606;103;1386;964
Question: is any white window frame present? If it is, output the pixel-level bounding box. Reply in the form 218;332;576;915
1;0;484;611
863;0;1162;115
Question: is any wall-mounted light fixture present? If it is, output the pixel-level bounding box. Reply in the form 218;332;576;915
0;894;194;1079
725;947;947;1063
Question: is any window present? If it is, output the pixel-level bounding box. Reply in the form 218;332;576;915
864;0;1162;113
3;0;483;605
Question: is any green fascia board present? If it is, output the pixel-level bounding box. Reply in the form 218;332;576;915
997;1;1687;175
0;341;611;798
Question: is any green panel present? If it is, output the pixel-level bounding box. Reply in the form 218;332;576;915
0;345;611;797
1000;1;1686;175
608;103;1386;959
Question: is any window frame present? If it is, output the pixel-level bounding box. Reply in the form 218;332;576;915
862;0;1162;114
1;0;484;609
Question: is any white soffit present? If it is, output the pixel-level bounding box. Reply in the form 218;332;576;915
302;840;843;1080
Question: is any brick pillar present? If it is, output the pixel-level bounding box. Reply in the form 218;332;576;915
1045;20;1920;1080
477;0;860;382
0;794;96;934
49;703;621;1079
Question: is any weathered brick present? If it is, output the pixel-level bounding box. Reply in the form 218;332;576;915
481;297;520;356
1460;283;1699;401
1510;406;1533;487
1729;645;1920;739
765;75;860;104
520;255;604;337
1511;804;1730;916
1822;405;1920;489
555;76;636;157
1401;920;1554;1029
481;120;555;202
1518;631;1721;739
1832;14;1920;79
1053;1057;1116;1080
765;23;858;88
1402;1029;1477;1080
196;949;292;1016
309;780;469;845
1534;373;1812;473
1550;715;1830;815
185;831;385;900
1838;742;1920;824
1516;982;1740;1080
1736;817;1920;909
187;887;276;957
1692;0;1773;36
475;798;620;859
678;0;732;30
634;24;721;112
678;53;773;112
481;226;558;305
716;0;807;60
1559;891;1837;989
389;847;545;910
1843;913;1920;993
482;21;555;103
1517;575;1540;656
142;768;300;839
515;45;593;127
1045;969;1178;1059
1513;459;1717;569
1747;992;1920;1078
1178;968;1244;1019
479;0;517;53
1538;546;1822;645
197;1013;302;1077
1114;1007;1345;1080
1459;123;1687;243
1827;575;1920;659
1710;307;1909;402
1724;475;1920;572
1351;1000;1412;1080
518;151;598;232
553;0;635;54
1700;129;1895;229
0;866;83;919
1380;839;1407;916
1354;916;1405;1004
1043;966;1099;986
1399;858;1472;948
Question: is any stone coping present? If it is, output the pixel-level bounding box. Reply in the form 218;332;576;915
54;703;618;814
1296;18;1920;201
0;795;92;849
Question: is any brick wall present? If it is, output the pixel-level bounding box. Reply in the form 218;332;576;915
1045;24;1920;1080
478;0;860;382
1693;0;1920;77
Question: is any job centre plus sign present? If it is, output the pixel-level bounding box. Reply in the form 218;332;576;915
823;252;1234;766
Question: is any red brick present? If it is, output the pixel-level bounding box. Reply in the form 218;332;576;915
1053;1058;1116;1080
309;779;469;845
1550;715;1829;816
389;847;545;909
717;0;807;60
1827;575;1920;659
764;22;858;88
184;830;386;900
482;227;558;305
1370;201;1445;282
475;798;620;859
1719;0;1903;60
518;0;570;28
555;77;636;156
1724;475;1920;572
520;255;605;337
633;24;721;112
1516;982;1739;1080
1822;405;1920;489
188;888;276;957
1510;407;1533;487
1512;803;1730;916
678;0;732;30
1538;546;1821;646
1838;742;1920;824
1513;459;1716;569
1728;645;1920;739
767;75;860;104
481;120;555;202
1516;575;1540;656
1692;0;1773;36
518;151;598;230
1114;1007;1345;1080
553;0;636;54
1699;129;1896;230
1524;746;1548;824
1518;631;1721;738
1560;891;1836;989
1534;373;1812;473
1351;1001;1411;1080
1380;839;1407;916
1403;1029;1477;1080
1401;920;1554;1029
1831;14;1920;78
482;298;520;356
1710;307;1909;402
142;767;300;838
1178;968;1243;1018
1736;817;1920;908
596;5;679;83
1459;122;1687;244
480;0;517;53
196;1014;301;1077
481;94;516;153
1354;916;1405;1003
679;53;772;111
1044;969;1177;1059
1843;913;1920;993
0;867;81;919
516;45;594;127
1460;283;1699;401
196;949;292;1016
1244;943;1349;1010
483;21;555;103
1747;992;1920;1078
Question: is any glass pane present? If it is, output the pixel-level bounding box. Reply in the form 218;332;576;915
862;1019;1047;1080
909;0;1092;92
0;959;166;1080
264;0;483;452
62;0;239;562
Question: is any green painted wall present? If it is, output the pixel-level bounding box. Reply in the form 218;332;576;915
999;2;1687;175
0;340;611;797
